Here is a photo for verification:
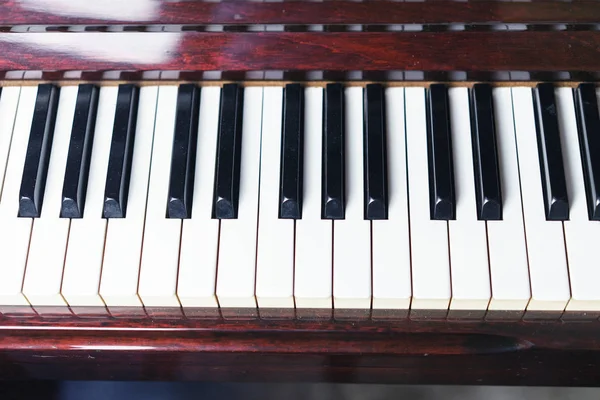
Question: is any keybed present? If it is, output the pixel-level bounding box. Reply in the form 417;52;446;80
1;82;599;319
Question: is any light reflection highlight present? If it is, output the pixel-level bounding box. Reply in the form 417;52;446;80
0;32;181;65
73;345;152;351
19;0;161;22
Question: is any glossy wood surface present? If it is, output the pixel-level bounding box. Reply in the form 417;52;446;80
1;1;599;25
0;31;599;81
0;314;600;384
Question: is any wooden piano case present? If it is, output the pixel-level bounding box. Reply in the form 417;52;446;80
2;314;600;385
0;0;600;385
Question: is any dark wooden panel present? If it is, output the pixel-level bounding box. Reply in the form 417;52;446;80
0;315;600;384
0;1;599;26
0;31;599;76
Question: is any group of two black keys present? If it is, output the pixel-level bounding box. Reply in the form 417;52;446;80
13;81;600;223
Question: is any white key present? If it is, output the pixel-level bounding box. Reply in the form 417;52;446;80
177;86;221;308
487;88;530;311
256;87;295;309
371;87;411;311
333;87;371;310
512;87;570;312
295;87;333;309
405;87;451;311
558;87;600;313
22;86;76;308
61;87;115;308
138;86;182;308
216;87;263;309
448;87;491;312
0;86;32;307
0;87;21;195
100;86;158;308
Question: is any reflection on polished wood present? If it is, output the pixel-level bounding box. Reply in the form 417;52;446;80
1;1;600;25
0;31;599;82
0;317;600;386
0;312;600;384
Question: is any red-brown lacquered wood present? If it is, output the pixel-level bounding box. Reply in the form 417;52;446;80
0;314;600;384
0;1;599;26
0;31;599;76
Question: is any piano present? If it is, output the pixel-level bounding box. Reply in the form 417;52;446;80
1;0;600;386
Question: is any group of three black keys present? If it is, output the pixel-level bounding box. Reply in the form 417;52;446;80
12;81;600;224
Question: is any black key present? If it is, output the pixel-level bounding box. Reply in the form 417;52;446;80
470;83;503;220
18;84;59;217
279;84;304;219
212;83;244;219
426;84;455;220
60;84;99;218
533;83;569;220
363;84;388;220
574;83;600;221
103;84;139;219
322;83;345;219
167;84;200;219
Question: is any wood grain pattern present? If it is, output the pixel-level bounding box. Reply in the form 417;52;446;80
1;1;599;26
0;31;598;78
0;314;599;384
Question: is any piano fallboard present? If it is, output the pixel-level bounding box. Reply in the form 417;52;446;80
0;1;599;82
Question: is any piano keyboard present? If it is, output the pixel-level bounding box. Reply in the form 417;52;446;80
0;82;598;318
